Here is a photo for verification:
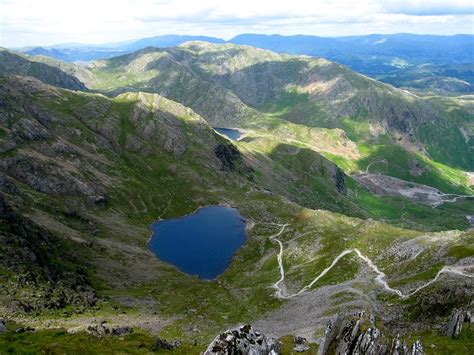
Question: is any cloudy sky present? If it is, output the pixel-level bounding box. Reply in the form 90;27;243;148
1;0;473;47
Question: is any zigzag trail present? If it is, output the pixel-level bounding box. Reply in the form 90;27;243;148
268;224;473;300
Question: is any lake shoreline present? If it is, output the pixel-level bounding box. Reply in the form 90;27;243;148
147;204;248;280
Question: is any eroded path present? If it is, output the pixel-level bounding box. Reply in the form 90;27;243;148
269;224;473;300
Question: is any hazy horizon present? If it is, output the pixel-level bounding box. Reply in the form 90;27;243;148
6;32;474;50
1;0;473;47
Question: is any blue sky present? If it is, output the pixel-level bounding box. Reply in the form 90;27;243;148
1;0;473;47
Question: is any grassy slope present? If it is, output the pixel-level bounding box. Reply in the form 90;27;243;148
0;50;473;352
81;43;473;194
9;44;472;230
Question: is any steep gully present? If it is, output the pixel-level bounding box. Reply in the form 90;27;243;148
267;224;473;300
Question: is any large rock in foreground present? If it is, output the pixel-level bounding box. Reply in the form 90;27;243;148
319;312;424;355
205;324;280;355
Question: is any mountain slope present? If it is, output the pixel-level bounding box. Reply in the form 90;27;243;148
0;68;473;352
0;74;254;315
78;42;473;190
17;33;474;93
14;42;470;219
229;33;474;93
0;74;356;312
0;49;87;91
9;51;468;231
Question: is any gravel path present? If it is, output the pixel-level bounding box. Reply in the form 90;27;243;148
270;225;474;300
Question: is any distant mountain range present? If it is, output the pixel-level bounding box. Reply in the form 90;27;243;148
19;33;473;63
231;34;474;62
17;33;474;93
19;35;225;61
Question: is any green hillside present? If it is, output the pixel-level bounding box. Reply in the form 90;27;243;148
0;46;473;353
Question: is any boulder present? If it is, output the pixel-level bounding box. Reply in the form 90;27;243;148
205;324;280;355
67;321;132;337
153;337;181;350
294;336;310;352
86;322;110;337
411;340;424;355
391;334;409;355
111;326;133;336
15;326;35;333
0;320;7;333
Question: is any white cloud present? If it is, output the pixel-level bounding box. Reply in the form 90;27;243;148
379;0;473;16
0;0;473;47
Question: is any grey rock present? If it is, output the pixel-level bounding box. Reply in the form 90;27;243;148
50;141;79;157
294;336;310;352
391;334;409;355
68;321;132;337
0;173;19;194
12;118;50;141
318;312;422;355
319;314;344;355
440;308;465;338
205;324;280;355
153;337;181;350
0;137;17;153
336;314;363;354
0;320;7;333
353;327;389;355
111;326;132;336
467;310;473;324
15;326;35;333
294;344;311;352
214;142;240;171
0;155;106;204
161;128;186;156
93;195;108;207
86;322;110;337
332;166;346;194
0;50;87;91
411;340;424;355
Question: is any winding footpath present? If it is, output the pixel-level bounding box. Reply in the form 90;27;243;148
431;194;473;208
269;224;474;300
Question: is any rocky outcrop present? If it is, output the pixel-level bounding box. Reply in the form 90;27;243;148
205;324;280;355
0;156;107;206
410;340;424;355
0;49;87;91
0;320;7;333
67;321;132;337
0;195;96;313
391;334;409;355
440;307;473;338
0;173;19;194
318;312;424;355
214;142;241;171
152;337;181;350
12;118;51;141
333;167;346;194
353;326;389;354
